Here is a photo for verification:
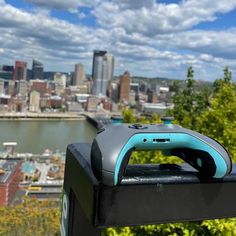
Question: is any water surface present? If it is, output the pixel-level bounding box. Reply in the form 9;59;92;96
0;120;96;153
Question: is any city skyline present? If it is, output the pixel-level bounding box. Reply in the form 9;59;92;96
0;0;236;81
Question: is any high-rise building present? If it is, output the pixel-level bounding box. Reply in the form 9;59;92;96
13;61;27;80
32;59;44;80
0;80;4;94
19;80;28;97
0;65;14;80
54;73;66;96
105;53;115;81
8;80;16;96
119;71;131;102
73;63;85;86
29;90;40;112
92;50;114;96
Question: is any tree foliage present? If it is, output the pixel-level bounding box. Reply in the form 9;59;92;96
197;80;236;161
0;197;60;236
169;66;211;130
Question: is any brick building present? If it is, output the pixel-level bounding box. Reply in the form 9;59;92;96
13;61;27;80
0;160;22;206
30;80;48;97
119;71;131;103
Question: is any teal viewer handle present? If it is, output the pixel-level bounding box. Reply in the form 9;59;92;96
114;133;227;185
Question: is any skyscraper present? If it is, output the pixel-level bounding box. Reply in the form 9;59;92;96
32;59;44;80
54;73;66;95
13;61;27;80
105;53;115;81
119;71;131;102
73;63;85;86
92;50;114;96
0;80;4;94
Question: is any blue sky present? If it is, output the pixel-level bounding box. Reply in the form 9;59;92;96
1;0;236;81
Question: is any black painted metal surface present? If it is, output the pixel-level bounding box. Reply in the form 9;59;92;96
63;143;236;232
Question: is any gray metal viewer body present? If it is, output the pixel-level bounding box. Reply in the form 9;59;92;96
91;120;231;186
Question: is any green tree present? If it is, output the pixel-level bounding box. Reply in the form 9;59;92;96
169;66;210;130
0;197;60;236
197;77;236;161
213;66;232;92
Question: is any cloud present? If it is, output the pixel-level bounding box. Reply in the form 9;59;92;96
0;0;236;80
153;29;236;60
0;2;101;71
26;0;101;10
26;0;79;10
94;0;236;36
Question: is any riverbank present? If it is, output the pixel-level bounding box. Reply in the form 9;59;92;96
0;112;86;120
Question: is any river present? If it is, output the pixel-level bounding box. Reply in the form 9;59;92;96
0;120;96;153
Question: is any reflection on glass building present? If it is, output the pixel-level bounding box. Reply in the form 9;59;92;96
32;59;44;80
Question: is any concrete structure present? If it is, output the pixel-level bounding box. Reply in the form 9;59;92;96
0;94;11;107
10;95;24;112
147;89;158;103
105;53;115;81
157;86;172;102
130;83;139;94
109;82;119;103
119;71;131;103
92;50;114;96
29;90;40;112
73;63;85;86
40;96;51;110
19;80;28;97
50;96;63;109
66;102;83;112
8;80;16;96
86;95;100;112
129;90;136;104
0;79;4;94
2;142;17;156
0;160;22;206
142;102;174;114
14;61;27;80
75;93;90;103
32;59;44;80
30;80;47;96
54;73;66;96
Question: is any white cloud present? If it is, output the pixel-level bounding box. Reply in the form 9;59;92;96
26;0;101;10
94;0;236;35
0;0;236;80
0;2;101;71
77;12;86;19
153;29;236;60
26;0;79;10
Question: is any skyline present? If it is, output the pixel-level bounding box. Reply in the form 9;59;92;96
0;0;236;81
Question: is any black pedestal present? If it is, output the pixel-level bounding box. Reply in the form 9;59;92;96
61;143;236;236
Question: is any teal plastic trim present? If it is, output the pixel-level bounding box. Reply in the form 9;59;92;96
114;133;227;185
163;120;172;125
